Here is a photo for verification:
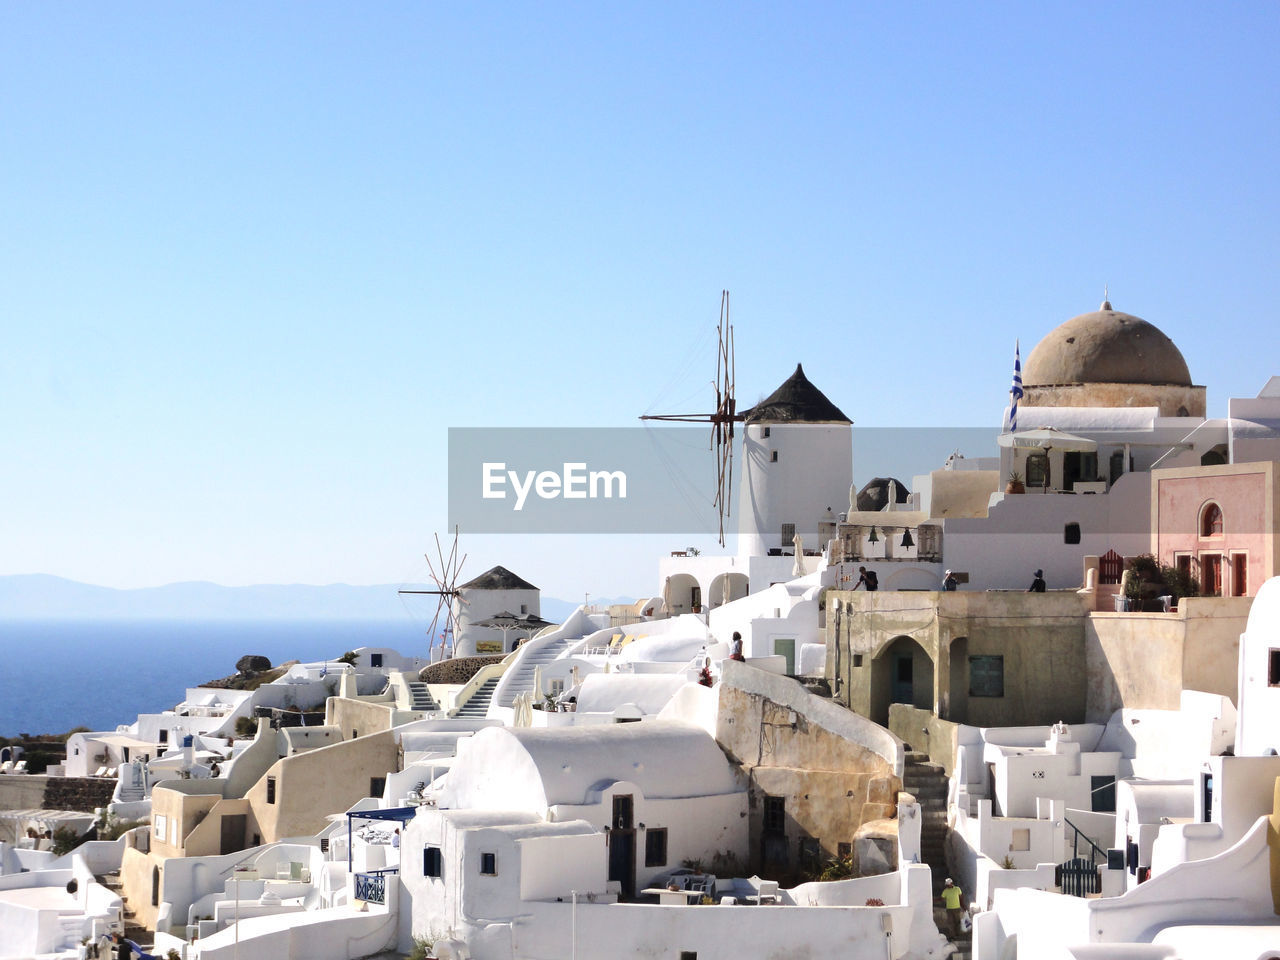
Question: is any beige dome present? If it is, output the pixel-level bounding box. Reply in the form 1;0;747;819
1023;301;1192;387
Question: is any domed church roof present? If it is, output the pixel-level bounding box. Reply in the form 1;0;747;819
856;477;911;512
743;364;851;424
1023;300;1192;387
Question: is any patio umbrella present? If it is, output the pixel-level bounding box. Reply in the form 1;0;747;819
996;426;1098;452
792;533;807;577
997;427;1098;490
473;611;555;649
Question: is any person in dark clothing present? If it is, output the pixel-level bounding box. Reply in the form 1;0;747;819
1029;569;1046;592
854;566;878;591
111;933;134;960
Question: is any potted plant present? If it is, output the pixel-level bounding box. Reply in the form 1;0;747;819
1121;568;1143;611
1005;472;1025;494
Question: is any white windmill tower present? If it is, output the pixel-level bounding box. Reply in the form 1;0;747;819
736;364;853;558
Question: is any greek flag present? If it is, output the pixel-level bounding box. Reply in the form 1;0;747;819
1009;339;1023;432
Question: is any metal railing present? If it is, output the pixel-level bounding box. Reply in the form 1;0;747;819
1063;816;1107;865
354;871;387;904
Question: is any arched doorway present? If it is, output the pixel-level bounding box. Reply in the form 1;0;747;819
662;574;702;616
870;636;935;726
707;572;749;609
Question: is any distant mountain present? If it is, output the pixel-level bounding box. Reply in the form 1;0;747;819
0;574;629;623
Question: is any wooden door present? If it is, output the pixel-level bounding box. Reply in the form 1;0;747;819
220;814;246;856
1201;554;1222;596
608;795;635;899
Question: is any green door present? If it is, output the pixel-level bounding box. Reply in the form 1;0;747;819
773;637;796;675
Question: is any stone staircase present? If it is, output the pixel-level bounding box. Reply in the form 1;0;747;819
453;677;500;718
405;680;438;713
902;750;950;893
496;637;574;708
97;870;152;951
903;749;971;953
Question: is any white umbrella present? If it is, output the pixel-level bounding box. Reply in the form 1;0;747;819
792;533;807;577
997;427;1098;452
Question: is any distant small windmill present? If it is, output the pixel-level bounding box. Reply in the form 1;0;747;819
399;527;467;660
639;290;742;545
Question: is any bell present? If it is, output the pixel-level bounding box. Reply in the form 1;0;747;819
900;529;915;548
868;527;879;544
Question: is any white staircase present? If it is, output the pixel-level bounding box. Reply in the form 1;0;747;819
496;636;575;708
454;678;500;718
405;680;438;712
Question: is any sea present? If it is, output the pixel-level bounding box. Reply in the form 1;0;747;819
0;619;427;737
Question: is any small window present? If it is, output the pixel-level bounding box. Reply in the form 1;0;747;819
370;777;386;798
1064;522;1081;545
969;655;1004;698
424;846;443;878
1010;828;1030;852
1201;502;1223;537
158;729;169;744
1268;649;1280;687
154;814;167;841
770;450;778;462
762;426;771;438
780;522;796;547
520;603;528;614
680;953;698;960
853;654;864;668
763;795;786;835
266;776;276;804
645;827;668;867
1091;775;1117;813
370;653;383;668
480;852;497;876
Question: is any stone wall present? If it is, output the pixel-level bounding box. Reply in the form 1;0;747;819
0;774;115;814
716;662;902;883
42;775;117;812
1085;595;1251;720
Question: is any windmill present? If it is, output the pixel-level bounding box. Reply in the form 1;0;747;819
398;527;467;660
639;290;742;545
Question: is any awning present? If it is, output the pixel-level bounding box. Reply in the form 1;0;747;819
0;809;96;830
95;734;158;751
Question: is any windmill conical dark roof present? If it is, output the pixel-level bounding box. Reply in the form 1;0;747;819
458;565;539;592
743;364;851;424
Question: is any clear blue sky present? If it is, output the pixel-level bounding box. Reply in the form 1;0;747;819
3;3;1277;601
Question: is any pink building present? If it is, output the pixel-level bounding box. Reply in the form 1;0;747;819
1151;461;1279;598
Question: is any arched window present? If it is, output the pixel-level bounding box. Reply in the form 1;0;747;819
1200;502;1223;537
